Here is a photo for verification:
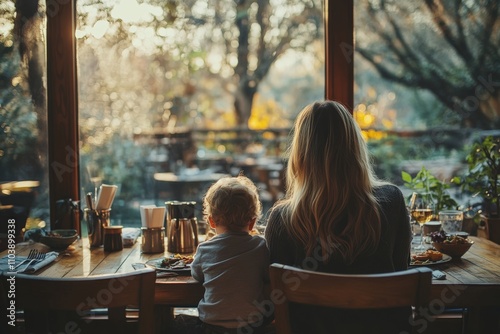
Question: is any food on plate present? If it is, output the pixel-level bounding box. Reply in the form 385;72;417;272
160;254;194;269
412;253;431;261
411;249;443;264
426;249;443;261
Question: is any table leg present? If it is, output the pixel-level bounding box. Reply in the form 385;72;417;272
154;305;175;334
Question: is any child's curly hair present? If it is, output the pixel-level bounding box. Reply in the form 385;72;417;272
203;175;262;232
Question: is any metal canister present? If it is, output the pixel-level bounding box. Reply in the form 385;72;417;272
141;227;165;253
167;218;198;253
103;225;123;252
165;201;196;240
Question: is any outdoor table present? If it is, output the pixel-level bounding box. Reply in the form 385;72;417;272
153;171;228;203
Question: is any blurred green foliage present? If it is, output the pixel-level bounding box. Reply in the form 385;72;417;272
402;166;459;213
453;136;500;218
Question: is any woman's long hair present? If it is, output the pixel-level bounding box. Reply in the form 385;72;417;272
282;101;383;264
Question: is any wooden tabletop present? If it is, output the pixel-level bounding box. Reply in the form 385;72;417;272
422;236;500;308
0;237;202;306
2;235;499;308
2;235;500;333
410;236;500;333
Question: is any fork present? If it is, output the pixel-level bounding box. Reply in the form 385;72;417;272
14;249;38;270
23;252;46;271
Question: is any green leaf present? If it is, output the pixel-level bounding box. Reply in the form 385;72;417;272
401;171;412;183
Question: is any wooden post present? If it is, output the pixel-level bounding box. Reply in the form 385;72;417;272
325;0;354;111
46;0;80;232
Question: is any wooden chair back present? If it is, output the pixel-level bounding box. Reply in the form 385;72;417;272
269;263;432;334
9;268;156;334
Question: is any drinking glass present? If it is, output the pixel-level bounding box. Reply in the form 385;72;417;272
409;214;421;245
439;210;463;235
410;193;434;251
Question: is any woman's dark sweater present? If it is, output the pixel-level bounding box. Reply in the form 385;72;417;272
265;184;412;334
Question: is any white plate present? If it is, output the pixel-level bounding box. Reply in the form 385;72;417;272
410;254;452;266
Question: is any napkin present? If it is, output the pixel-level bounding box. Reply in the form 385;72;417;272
0;251;59;274
96;184;118;210
140;205;165;228
122;227;141;247
140;205;155;226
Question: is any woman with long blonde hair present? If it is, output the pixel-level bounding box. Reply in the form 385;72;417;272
265;100;411;333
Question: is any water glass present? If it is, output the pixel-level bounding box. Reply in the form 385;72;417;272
439;210;463;235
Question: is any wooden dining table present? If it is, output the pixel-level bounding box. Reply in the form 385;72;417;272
417;236;500;333
1;235;499;333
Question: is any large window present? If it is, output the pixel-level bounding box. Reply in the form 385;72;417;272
5;1;498;230
0;1;49;234
76;0;325;225
354;0;500;199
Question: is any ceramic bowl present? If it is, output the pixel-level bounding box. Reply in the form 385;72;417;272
432;240;474;259
40;229;78;250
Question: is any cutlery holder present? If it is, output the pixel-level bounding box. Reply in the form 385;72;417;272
85;208;111;248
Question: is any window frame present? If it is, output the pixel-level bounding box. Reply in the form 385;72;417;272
45;0;353;227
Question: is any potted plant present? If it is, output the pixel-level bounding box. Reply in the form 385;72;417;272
452;136;500;243
402;166;470;238
402;166;459;215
